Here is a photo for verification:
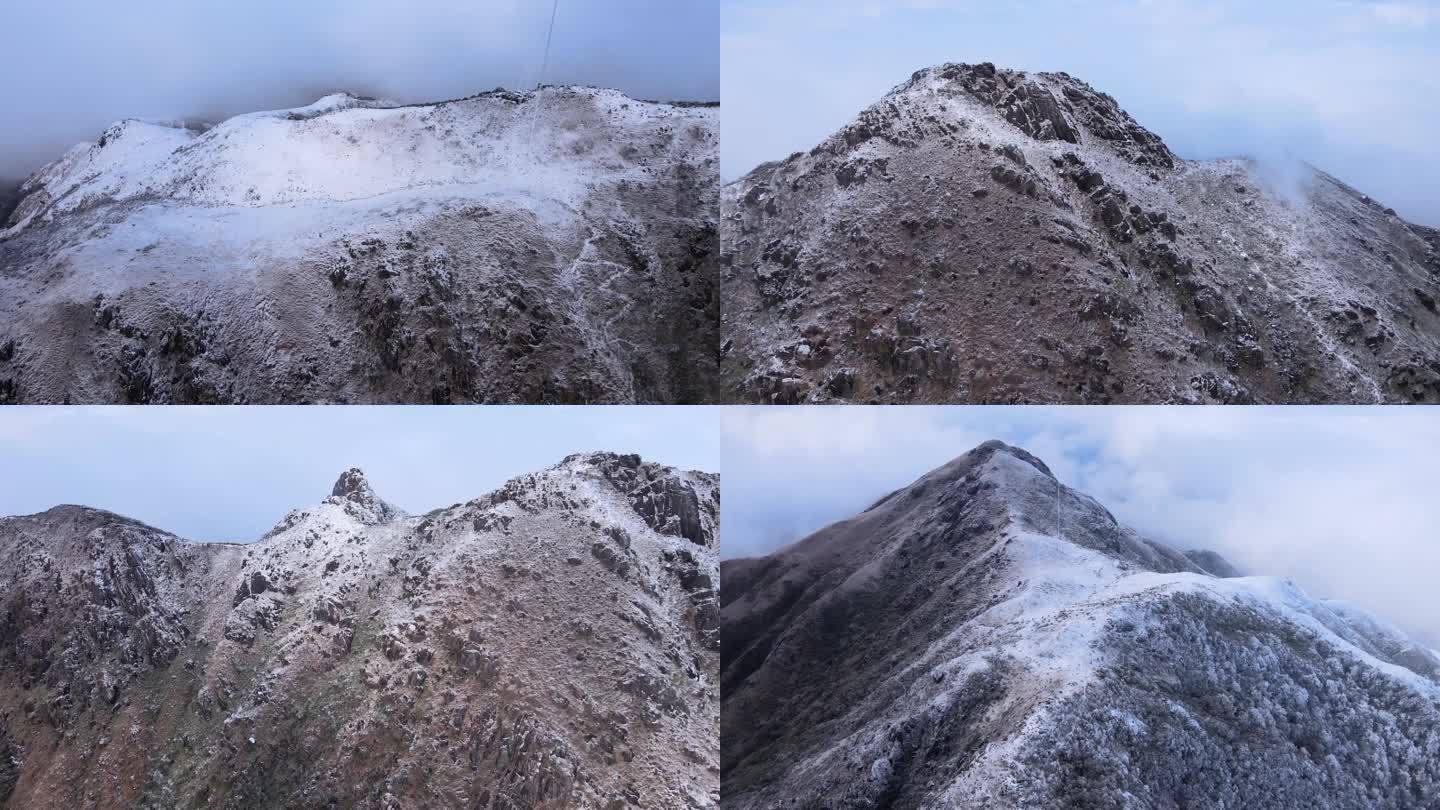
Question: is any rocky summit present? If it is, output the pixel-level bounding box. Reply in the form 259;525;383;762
721;62;1440;403
721;441;1440;808
0;455;720;809
0;87;719;404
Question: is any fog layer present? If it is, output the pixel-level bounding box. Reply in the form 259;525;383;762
1;0;717;179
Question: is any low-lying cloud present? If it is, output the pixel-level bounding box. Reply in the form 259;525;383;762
1;0;717;180
722;406;1440;648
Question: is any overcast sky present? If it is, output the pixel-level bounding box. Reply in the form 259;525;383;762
0;406;719;542
723;406;1440;646
1;0;718;180
723;0;1440;225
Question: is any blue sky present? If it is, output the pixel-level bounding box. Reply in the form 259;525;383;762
722;0;1440;224
0;406;719;542
1;0;718;178
723;406;1440;645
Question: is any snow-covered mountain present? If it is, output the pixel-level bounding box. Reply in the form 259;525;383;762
0;87;718;404
0;454;720;809
721;62;1440;403
721;441;1440;808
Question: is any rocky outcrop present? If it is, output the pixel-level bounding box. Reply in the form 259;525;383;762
0;508;197;731
0;455;720;809
326;468;404;523
722;62;1440;404
721;441;1440;808
583;453;720;549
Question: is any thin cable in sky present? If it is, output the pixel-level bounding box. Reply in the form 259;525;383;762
537;0;560;89
527;0;560;155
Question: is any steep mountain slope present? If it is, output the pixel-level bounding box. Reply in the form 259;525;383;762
0;180;23;229
0;454;720;809
721;63;1440;403
721;441;1440;808
0;87;719;404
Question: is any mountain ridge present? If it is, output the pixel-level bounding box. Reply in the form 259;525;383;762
0;453;721;809
721;441;1440;808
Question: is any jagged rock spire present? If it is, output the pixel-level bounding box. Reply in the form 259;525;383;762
326;468;403;523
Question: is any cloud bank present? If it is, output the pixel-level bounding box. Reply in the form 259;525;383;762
1;0;718;180
722;0;1440;224
722;406;1440;647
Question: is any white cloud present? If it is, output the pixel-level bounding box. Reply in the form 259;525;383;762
1371;1;1435;26
1;0;717;179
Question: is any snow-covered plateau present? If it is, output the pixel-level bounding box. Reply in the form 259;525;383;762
721;441;1440;808
0;87;719;403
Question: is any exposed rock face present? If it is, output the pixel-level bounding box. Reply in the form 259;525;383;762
585;453;719;548
722;62;1440;403
721;441;1440;808
0;88;720;404
326;468;404;523
0;455;719;809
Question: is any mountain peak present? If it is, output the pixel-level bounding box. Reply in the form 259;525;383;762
326;468;403;523
555;452;720;549
899;61;1177;169
330;466;372;497
723;444;1440;808
724;57;1440;405
969;439;1056;480
0;457;720;807
853;441;1196;578
1184;548;1244;578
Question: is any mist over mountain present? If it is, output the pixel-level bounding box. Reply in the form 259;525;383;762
722;441;1440;808
1;0;719;182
